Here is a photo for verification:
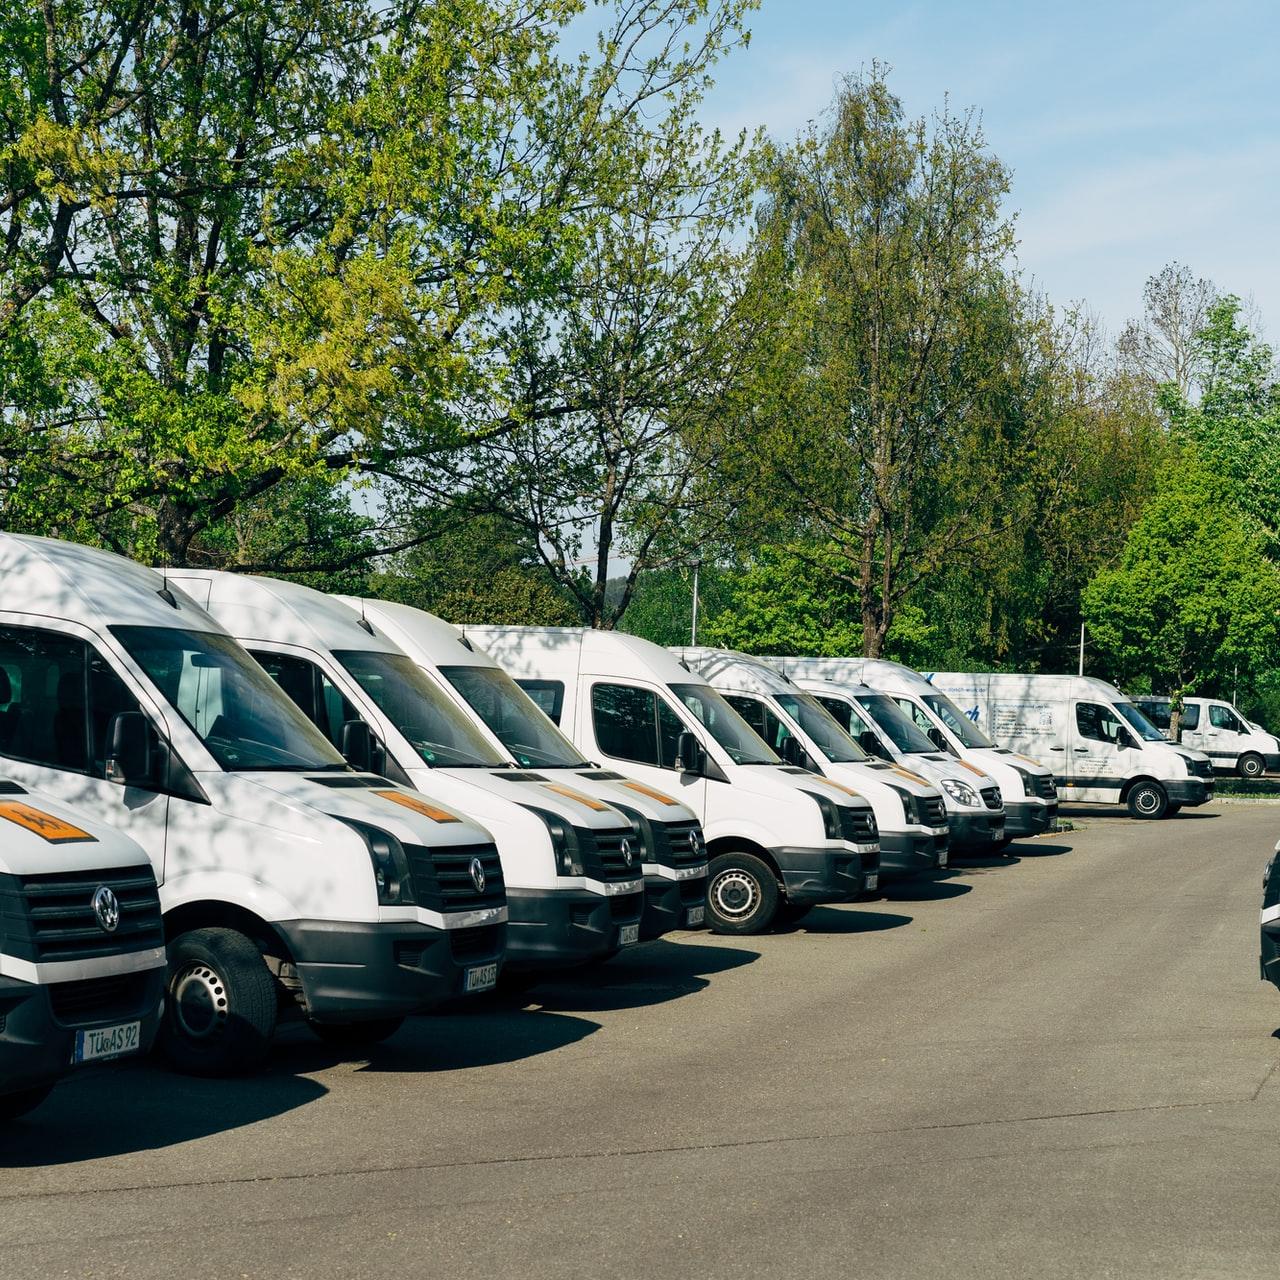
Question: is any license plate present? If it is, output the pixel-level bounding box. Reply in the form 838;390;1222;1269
685;905;705;927
994;821;1005;836
938;849;949;868
618;923;640;947
865;873;879;891
72;1021;140;1065
464;962;498;993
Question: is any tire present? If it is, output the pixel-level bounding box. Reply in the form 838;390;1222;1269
160;927;278;1076
705;852;780;935
0;1082;55;1122
1239;752;1265;780
1166;802;1183;815
310;1017;403;1048
1126;780;1168;821
773;902;813;928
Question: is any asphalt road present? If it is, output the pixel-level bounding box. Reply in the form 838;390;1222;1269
3;802;1278;1279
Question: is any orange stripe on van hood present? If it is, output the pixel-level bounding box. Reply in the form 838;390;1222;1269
617;780;681;806
373;790;461;822
958;762;990;778
810;776;865;801
889;766;929;786
0;801;97;844
540;783;611;812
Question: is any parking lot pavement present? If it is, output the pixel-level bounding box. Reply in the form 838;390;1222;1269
2;802;1278;1280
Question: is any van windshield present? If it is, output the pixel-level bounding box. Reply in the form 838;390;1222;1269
922;692;994;748
439;664;588;769
855;694;936;754
669;683;779;765
111;626;346;771
336;651;508;768
775;693;867;762
1114;701;1168;743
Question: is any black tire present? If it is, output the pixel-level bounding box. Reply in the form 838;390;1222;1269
309;1017;403;1048
160;927;278;1076
1126;780;1168;821
1239;752;1265;780
1166;802;1183;815
0;1082;55;1122
705;852;780;935
773;902;813;928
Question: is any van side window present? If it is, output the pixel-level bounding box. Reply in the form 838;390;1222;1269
1209;705;1240;731
1180;704;1200;730
250;650;358;749
891;696;934;735
816;695;853;733
1141;701;1172;731
722;694;789;752
593;683;660;765
87;652;152;777
516;680;564;725
0;624;92;771
1076;702;1125;745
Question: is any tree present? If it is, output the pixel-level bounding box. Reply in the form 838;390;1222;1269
1081;452;1280;714
727;67;1029;658
1117;263;1218;398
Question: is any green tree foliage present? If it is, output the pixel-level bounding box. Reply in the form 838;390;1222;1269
1082;452;1280;697
617;563;730;647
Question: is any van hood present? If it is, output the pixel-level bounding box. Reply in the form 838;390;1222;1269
0;784;154;877
823;760;940;800
434;766;633;831
974;746;1054;778
898;753;999;791
564;768;700;825
218;771;496;848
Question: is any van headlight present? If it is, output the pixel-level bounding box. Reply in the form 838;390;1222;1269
1011;766;1032;796
891;787;915;822
940;778;980;808
345;821;416;906
806;792;842;840
523;806;586;876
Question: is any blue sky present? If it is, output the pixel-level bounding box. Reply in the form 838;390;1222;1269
698;0;1280;339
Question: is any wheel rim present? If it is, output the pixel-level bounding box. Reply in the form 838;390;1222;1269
1244;757;1263;777
1135;788;1161;815
171;962;229;1041
710;868;760;921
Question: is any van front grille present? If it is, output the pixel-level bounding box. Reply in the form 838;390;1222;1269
980;787;1002;811
1033;774;1058;799
48;972;156;1026
582;828;643;882
922;796;947;827
653;820;706;868
839;806;878;843
404;843;506;914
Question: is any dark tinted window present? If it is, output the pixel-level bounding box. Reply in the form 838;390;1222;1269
1139;700;1172;730
1076;701;1127;745
723;694;790;752
516;680;565;725
817;695;853;732
1182;704;1200;729
250;650;359;750
1209;704;1242;731
592;683;687;769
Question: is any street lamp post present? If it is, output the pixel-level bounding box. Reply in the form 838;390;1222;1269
690;559;702;645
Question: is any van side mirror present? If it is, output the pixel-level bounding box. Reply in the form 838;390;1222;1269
779;735;809;769
105;711;154;787
674;730;704;774
340;719;374;772
858;729;884;759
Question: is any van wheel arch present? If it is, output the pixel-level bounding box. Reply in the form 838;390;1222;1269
705;837;782;884
163;901;291;963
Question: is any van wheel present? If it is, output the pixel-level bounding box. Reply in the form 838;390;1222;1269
1239;752;1265;779
1126;781;1168;820
310;1017;403;1048
0;1082;54;1122
706;852;779;934
160;928;278;1076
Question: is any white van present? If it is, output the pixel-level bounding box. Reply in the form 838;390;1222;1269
0;535;508;1075
770;658;1059;838
337;598;708;938
671;648;949;881
1132;696;1280;779
167;572;646;971
463;627;880;935
773;674;1009;853
0;780;167;1119
925;673;1214;818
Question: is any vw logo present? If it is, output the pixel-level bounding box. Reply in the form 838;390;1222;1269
91;885;120;933
468;857;486;894
688;830;703;857
620;838;634;868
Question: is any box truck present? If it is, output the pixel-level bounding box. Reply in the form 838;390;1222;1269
1132;696;1280;779
671;648;949;881
0;535;508;1074
769;658;1058;838
0;781;167;1120
463;628;880;934
925;673;1214;818
338;598;708;938
168;572;646;970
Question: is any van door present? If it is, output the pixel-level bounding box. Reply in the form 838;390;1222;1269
1068;701;1133;802
1203;703;1244;769
0;623;169;875
587;681;708;817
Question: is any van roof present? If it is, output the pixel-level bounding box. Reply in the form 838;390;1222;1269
339;598;494;671
788;675;879;699
0;533;225;632
929;671;1128;700
164;570;400;655
672;647;797;695
462;626;711;688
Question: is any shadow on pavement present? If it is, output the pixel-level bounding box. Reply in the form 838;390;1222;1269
783;905;914;935
1009;839;1074;857
947;853;1022;870
491;938;760;1015
882;874;973;902
0;1057;326;1166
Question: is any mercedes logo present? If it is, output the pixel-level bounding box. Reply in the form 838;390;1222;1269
468;857;486;894
91;885;120;933
620;838;634;868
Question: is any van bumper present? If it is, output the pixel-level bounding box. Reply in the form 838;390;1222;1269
505;886;644;970
1004;800;1059;838
1265;753;1280;774
949;811;1007;852
775;847;863;905
641;869;709;939
1166;779;1214;806
879;830;948;880
277;919;507;1020
0;969;164;1100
